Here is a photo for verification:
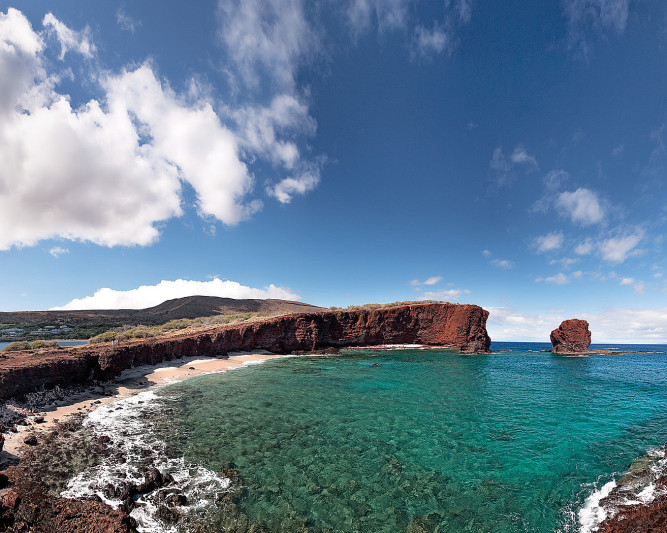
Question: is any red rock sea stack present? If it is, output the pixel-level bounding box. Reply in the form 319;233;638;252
550;319;592;354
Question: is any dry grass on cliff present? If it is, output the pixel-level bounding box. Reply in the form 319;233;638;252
88;312;278;344
328;300;444;312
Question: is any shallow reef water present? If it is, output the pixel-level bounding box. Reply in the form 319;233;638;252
65;344;667;532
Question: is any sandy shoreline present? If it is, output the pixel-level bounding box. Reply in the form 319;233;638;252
2;350;286;457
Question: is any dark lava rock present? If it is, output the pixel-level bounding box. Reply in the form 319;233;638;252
157;504;180;523
550;319;591;354
34;416;45;424
23;435;38;446
1;490;20;509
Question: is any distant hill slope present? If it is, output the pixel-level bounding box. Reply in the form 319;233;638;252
0;296;322;329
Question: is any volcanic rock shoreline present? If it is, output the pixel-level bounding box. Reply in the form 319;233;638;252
0;302;490;400
0;302;490;532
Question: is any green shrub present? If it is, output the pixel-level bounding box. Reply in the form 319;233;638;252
1;341;32;352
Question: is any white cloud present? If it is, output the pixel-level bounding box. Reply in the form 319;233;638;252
510;144;538;170
491;259;515;270
572;270;583;279
411;276;443;287
346;0;410;34
633;281;645;295
49;246;68;257
575;238;594;255
563;0;630;56
550;257;579;268
599;230;643;264
620;277;635;285
420;288;470;301
537;272;569;285
612;144;624;157
490;144;538;186
414;25;452;56
217;0;318;90
267;170;320;204
487;305;667;343
555;187;605;226
535;232;565;253
42;13;95;59
51;278;301;310
116;8;140;33
216;1;322;203
0;9;302;250
482;249;492;257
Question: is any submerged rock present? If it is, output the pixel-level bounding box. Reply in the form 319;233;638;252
550;319;591;354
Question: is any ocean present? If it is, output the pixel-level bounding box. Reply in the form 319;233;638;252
62;343;667;532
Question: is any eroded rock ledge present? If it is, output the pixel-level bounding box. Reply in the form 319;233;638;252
0;303;491;400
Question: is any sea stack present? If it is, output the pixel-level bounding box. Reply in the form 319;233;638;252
550;319;591;354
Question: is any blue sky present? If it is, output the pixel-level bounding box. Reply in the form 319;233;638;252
0;0;666;342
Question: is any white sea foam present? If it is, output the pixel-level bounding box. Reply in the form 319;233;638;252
576;446;667;533
578;480;616;533
61;390;230;532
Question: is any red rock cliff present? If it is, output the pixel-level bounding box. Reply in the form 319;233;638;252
0;303;490;399
550;319;591;354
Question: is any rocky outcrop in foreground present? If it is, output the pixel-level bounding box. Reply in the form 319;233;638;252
550;319;591;354
0;303;490;399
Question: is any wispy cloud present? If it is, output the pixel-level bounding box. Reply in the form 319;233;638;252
599;229;643;263
420;288;470;301
42;12;95;59
411;276;443;286
534;232;565;253
116;8;141;33
490;144;538;186
49;246;69;258
491;259;515;270
536;272;569;285
563;0;630;57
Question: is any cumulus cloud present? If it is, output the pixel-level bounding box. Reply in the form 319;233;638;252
535;232;565;253
51;278;301;310
599;230;643;263
420;288;470;301
555;187;605;226
530;169;570;213
486;305;667;343
0;13;262;250
619;277;635;285
482;249;492;257
0;8;326;250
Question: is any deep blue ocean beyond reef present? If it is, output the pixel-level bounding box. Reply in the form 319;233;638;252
68;343;667;532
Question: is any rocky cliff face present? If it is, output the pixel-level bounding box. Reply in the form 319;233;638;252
0;303;490;399
550;319;591;354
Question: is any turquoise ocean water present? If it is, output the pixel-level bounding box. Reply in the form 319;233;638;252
64;343;667;532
